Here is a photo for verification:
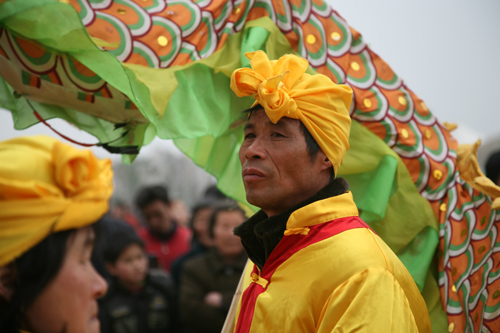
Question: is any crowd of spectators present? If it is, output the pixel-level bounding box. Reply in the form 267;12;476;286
95;184;247;333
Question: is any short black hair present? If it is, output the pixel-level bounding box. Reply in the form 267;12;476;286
486;150;500;184
208;201;246;238
135;185;170;209
102;223;144;264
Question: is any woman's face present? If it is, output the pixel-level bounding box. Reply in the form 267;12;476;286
192;207;214;247
24;227;108;333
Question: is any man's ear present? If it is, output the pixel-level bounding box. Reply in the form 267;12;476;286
0;262;16;301
318;150;333;171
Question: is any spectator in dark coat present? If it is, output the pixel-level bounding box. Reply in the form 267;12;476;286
179;202;247;333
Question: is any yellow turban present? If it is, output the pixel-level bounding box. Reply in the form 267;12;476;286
230;51;353;174
0;135;113;266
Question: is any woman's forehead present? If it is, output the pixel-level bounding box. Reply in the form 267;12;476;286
67;226;95;251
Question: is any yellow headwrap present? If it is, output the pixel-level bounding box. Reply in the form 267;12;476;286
0;136;113;266
230;51;353;173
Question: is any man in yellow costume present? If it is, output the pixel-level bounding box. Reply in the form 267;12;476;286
229;51;432;332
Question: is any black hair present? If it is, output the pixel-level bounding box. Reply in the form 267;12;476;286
208;201;246;238
0;229;76;333
91;217;132;280
486;150;500;185
135;185;170;209
204;185;228;201
243;104;334;179
102;223;144;264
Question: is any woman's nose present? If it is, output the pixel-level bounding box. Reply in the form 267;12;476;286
91;265;108;299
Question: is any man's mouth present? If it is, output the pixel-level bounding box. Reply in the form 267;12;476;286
242;168;265;181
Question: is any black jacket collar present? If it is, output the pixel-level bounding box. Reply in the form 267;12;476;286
234;178;349;270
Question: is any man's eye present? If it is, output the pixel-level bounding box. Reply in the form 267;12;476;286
244;133;255;140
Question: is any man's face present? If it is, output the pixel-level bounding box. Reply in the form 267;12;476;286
25;227;108;333
141;200;173;234
239;109;331;216
212;210;245;258
107;244;148;289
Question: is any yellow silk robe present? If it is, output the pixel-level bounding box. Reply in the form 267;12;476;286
234;192;431;332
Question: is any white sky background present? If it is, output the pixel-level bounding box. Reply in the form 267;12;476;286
1;0;499;161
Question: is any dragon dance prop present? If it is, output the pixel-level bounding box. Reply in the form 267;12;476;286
1;0;499;331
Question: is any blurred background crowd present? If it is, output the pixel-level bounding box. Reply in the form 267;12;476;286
94;180;248;333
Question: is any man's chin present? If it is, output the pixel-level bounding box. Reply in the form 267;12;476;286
245;193;268;210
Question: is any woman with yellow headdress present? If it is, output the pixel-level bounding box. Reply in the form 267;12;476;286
0;135;113;333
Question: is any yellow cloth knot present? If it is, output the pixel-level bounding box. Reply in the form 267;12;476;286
231;50;353;174
0;136;113;265
457;140;500;209
251;272;269;288
257;72;297;123
284;227;310;236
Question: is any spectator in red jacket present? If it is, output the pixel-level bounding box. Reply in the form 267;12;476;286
135;185;191;272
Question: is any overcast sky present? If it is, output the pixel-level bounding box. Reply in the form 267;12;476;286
1;0;499;160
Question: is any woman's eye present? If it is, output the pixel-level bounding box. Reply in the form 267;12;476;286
244;133;255;140
272;132;284;137
81;249;92;264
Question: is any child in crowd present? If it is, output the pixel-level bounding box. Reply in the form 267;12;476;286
99;223;176;333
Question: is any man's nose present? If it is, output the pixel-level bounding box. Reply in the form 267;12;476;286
133;258;143;271
244;138;266;160
148;217;160;227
